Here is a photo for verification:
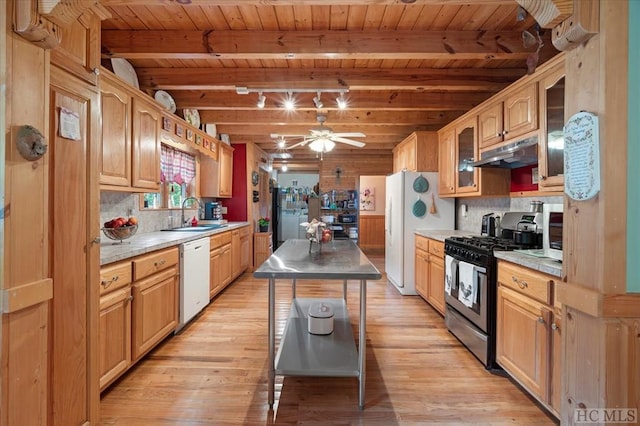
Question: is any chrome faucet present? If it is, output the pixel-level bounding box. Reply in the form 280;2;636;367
181;196;203;227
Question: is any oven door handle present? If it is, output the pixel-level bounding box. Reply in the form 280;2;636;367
450;258;459;290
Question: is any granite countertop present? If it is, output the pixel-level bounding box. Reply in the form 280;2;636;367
100;222;250;265
413;229;562;277
254;239;382;281
494;251;562;278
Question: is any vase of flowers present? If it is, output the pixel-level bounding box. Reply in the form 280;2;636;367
258;217;270;232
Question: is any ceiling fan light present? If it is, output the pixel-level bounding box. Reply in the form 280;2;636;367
277;138;286;148
281;164;288;172
309;138;335;153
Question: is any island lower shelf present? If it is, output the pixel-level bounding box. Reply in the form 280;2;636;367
276;298;359;377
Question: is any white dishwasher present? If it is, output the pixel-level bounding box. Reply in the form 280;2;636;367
178;236;210;331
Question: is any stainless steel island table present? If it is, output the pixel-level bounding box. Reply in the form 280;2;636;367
253;239;382;409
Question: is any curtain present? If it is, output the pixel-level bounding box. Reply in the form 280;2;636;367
160;144;196;184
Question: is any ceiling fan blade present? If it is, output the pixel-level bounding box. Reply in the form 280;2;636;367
332;132;366;138
286;139;311;149
330;136;366;148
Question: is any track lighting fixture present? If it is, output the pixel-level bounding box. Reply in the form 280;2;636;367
284;92;295;111
277;137;286;149
312;92;323;109
281;163;288;172
256;92;266;108
336;93;347;109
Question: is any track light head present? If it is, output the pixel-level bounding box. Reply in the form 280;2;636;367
313;92;323;109
336;93;347;109
284;92;295;111
256;92;266;108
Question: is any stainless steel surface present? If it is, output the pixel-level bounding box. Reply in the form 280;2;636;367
530;200;544;213
500;211;543;231
445;306;489;366
181;196;203;227
254;239;382;280
445;263;488;331
472;135;539;168
257;240;379;410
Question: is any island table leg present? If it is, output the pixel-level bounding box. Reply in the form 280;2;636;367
268;277;275;407
358;279;367;409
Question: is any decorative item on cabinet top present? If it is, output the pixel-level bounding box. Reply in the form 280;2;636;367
161;112;220;161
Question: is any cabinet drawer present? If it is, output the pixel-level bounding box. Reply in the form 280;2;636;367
497;260;553;305
239;226;250;237
429;240;444;258
210;231;232;249
100;261;132;295
415;235;429;252
133;247;179;281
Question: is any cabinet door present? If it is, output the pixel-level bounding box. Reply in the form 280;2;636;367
132;267;178;361
497;286;551;401
438;128;456;196
240;234;250;272
404;137;417;172
427;254;445;315
478;102;504;149
99;287;132;390
538;66;565;190
415;248;428;299
100;77;132;186
550;307;562;415
218;144;233;197
220;244;233;286
132;97;161;190
231;230;241;278
50;12;100;85
209;248;223;298
455;117;479;194
504;83;537;140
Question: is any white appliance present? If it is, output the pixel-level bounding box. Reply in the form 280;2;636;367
385;171;455;295
178;237;210;331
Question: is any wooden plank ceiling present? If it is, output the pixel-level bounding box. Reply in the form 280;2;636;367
100;0;559;171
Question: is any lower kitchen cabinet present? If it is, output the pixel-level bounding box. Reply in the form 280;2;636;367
254;232;273;268
415;236;445;315
231;226;250;280
210;231;232;298
496;260;559;417
99;286;132;391
132;265;179;361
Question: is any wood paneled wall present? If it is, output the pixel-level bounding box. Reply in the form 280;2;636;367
318;153;392;193
358;215;385;250
2;3;51;424
560;2;639;423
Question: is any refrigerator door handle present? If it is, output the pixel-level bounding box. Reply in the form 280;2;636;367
385;199;391;239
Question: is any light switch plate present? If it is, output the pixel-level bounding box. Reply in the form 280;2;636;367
532;167;539;184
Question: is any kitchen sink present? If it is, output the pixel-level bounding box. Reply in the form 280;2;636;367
161;224;228;232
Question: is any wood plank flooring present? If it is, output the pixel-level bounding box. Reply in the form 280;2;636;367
100;253;558;425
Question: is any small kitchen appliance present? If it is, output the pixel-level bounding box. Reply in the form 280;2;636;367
308;302;334;335
481;213;497;236
204;202;222;220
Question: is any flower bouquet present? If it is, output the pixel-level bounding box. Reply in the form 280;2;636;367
301;218;332;252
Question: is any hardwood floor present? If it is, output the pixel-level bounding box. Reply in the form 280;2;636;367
100;253;558;425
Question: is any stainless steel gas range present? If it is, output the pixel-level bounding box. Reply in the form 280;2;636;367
443;232;539;371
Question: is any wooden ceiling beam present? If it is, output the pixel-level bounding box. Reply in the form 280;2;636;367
102;30;544;61
135;67;522;92
101;0;513;5
215;123;435;136
198;109;461;126
170;90;493;111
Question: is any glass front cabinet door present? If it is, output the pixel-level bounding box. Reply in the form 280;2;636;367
538;64;565;190
455;117;479;194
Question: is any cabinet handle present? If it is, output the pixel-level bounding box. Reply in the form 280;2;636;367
101;276;119;288
511;275;528;289
537;316;545;324
127;295;134;302
503;130;509;135
92;237;101;244
154;259;166;267
540;175;547;181
496;132;502;137
551;323;558;331
92;67;100;75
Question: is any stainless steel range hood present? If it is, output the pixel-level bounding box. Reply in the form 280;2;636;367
473;135;539;168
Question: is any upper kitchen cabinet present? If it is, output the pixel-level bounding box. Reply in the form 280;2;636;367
537;61;566;191
438;128;456;195
438;117;510;198
392;131;438;173
100;70;161;192
200;143;234;198
50;10;102;86
478;83;538;150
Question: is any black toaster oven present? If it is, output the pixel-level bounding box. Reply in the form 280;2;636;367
338;214;356;223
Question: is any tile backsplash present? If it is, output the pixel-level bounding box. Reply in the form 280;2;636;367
100;192;198;234
456;195;563;233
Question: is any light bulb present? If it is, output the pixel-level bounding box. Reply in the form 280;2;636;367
281;164;288;172
256;92;266;108
336;93;347;109
284;92;295;111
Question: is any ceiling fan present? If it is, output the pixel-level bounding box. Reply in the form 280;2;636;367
270;113;366;154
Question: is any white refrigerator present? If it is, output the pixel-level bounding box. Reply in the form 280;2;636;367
385;171;455;295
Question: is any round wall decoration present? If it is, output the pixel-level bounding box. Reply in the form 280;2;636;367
252;171;259;186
